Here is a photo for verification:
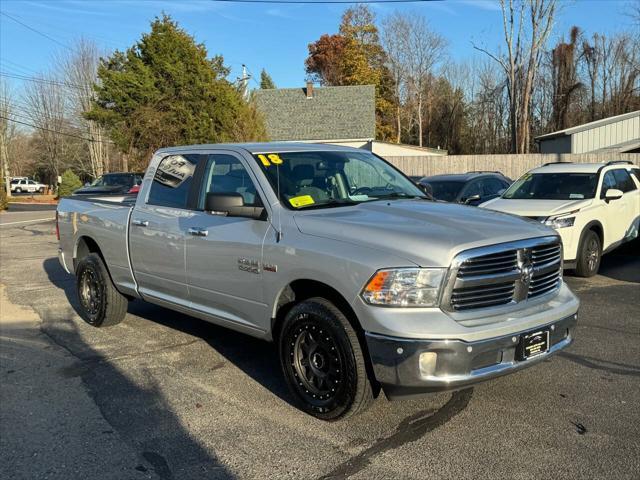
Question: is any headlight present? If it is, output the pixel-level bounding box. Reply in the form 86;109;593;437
545;216;575;229
361;268;445;307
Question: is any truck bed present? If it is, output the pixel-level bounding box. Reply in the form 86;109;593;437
57;194;138;296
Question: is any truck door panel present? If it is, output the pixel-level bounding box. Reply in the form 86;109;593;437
185;153;270;332
129;153;203;305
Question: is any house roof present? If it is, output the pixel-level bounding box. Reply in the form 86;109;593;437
254;84;376;142
535;110;640;141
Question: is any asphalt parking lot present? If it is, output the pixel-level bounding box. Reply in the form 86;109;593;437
1;217;639;480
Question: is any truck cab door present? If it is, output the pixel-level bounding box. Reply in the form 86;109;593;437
183;152;271;334
129;153;204;306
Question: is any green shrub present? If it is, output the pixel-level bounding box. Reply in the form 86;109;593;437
58;170;83;198
0;187;7;210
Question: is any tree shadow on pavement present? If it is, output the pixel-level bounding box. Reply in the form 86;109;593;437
2;301;234;480
596;238;640;284
42;257;293;408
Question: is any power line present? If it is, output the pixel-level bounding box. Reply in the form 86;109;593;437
208;0;439;3
0;11;72;51
221;0;440;2
0;71;85;90
1;115;113;144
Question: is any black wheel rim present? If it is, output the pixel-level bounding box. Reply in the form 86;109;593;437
79;268;102;316
586;237;599;272
288;321;344;406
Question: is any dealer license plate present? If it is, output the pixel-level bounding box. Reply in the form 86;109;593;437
517;330;550;360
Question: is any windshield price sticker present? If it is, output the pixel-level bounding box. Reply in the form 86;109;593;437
289;195;315;208
257;153;284;167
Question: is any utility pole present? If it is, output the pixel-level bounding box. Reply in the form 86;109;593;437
236;64;251;101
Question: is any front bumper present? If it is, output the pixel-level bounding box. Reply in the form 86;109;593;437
366;313;577;399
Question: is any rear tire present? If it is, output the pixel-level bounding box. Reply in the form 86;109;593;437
14;188;22;193
279;297;374;421
575;230;601;277
75;253;128;327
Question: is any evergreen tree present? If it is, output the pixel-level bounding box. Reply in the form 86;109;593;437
87;15;266;170
260;69;276;89
58;169;83;197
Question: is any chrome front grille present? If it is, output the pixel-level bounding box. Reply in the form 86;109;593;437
443;237;562;312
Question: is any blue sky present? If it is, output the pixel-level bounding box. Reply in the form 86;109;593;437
0;0;637;91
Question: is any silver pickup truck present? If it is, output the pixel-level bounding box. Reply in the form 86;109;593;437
57;143;579;420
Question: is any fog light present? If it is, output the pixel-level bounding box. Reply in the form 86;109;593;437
419;352;437;377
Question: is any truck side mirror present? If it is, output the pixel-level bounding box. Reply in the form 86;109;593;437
205;192;265;220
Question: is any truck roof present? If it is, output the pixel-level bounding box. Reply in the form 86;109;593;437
155;142;361;155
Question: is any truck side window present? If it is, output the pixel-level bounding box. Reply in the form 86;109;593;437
199;154;260;209
148;154;201;208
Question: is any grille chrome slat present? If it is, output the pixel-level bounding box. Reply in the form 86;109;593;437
532;251;560;261
453;297;514;310
452;283;515;297
460;259;518;269
452;289;515;303
445;237;562;313
529;282;560;298
530;276;560;292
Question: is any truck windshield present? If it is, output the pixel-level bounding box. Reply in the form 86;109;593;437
503;172;598;200
251;150;426;209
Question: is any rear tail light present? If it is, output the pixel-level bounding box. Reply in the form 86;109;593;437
55;211;60;240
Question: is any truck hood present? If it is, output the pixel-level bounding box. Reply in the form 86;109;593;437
293;199;555;267
481;197;592;218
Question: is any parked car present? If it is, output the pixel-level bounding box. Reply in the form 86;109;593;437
73;172;143;195
417;171;511;205
10;178;47;194
57;143;579;420
481;161;640;277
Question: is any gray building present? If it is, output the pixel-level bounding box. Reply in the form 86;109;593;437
536;110;640;154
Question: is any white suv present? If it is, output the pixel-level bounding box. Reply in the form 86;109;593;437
10;178;47;194
481;161;640;277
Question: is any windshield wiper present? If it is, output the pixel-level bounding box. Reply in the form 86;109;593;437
295;199;359;210
371;192;429;201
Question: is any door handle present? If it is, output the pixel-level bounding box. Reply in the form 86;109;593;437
132;219;149;227
188;227;208;237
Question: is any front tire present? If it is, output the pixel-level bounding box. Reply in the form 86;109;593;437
75;253;128;327
279;297;374;421
575;230;601;277
38;187;45;194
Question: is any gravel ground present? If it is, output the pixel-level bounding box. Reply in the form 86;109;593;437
1;219;638;480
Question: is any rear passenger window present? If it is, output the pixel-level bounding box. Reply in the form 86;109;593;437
147;154;201;208
199;154;260;209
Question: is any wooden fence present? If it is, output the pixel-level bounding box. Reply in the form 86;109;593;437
384;153;640;179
